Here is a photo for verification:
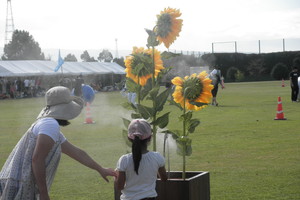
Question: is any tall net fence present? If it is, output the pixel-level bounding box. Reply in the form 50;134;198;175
169;38;300;56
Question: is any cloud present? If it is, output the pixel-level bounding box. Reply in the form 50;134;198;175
0;0;299;53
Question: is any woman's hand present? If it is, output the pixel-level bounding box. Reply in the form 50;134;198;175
98;167;117;182
61;141;117;182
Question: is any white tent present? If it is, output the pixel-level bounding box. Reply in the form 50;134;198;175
0;60;125;77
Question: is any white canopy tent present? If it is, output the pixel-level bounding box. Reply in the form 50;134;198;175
0;60;125;77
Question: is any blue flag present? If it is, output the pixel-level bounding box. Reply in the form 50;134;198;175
54;50;64;72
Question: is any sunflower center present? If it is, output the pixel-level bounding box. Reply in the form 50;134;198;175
183;77;203;101
156;13;172;38
131;53;153;77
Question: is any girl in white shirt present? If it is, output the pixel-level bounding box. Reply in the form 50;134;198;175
115;119;167;200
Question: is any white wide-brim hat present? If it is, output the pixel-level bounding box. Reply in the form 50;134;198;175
37;86;84;120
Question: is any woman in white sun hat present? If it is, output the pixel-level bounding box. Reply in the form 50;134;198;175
0;86;116;200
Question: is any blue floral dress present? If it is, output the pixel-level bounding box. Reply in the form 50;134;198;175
0;122;62;200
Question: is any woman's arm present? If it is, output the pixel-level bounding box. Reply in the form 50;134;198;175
61;141;116;182
32;134;55;200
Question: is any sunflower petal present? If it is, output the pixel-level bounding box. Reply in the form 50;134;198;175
171;77;183;86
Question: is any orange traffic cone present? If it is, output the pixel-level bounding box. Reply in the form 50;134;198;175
274;96;286;120
84;102;95;124
281;79;285;87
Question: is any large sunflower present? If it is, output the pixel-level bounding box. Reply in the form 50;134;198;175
125;47;164;86
171;71;214;111
155;7;183;49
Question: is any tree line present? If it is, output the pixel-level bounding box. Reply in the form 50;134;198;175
161;51;300;82
1;30;125;68
2;29;300;82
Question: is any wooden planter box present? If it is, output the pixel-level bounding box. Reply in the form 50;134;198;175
156;171;210;200
114;171;210;200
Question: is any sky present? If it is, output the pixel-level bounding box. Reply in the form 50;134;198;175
0;0;300;59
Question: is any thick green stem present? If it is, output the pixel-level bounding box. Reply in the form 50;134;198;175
138;77;141;104
182;94;186;180
163;134;166;157
151;46;157;151
183;103;186;137
151;47;155;89
183;147;186;180
153;120;157;151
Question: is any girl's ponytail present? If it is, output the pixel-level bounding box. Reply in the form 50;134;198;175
132;136;142;174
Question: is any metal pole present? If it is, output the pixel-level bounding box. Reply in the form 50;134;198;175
115;38;119;58
283;38;285;52
212;43;214;53
61;65;64;76
258;40;261;54
235;41;237;53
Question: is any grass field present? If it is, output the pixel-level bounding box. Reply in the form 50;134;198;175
0;81;299;200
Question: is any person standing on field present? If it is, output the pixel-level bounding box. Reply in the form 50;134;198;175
289;62;300;102
74;74;84;97
297;76;300;101
209;65;225;106
0;86;116;200
115;119;167;200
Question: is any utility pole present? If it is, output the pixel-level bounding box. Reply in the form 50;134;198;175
5;0;15;45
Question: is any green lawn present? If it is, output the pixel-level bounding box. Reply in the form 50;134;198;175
0;81;299;200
